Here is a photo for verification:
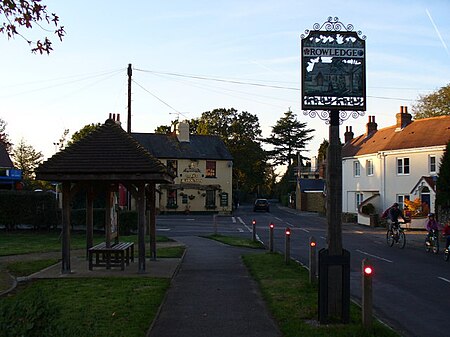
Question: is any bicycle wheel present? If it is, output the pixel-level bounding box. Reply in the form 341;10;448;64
444;249;449;262
432;238;439;254
425;238;431;252
386;229;395;247
397;231;406;249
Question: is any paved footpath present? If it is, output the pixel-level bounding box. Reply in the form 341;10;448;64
147;236;281;337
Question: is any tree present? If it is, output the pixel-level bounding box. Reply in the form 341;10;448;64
0;0;65;54
317;139;329;163
0;118;12;153
263;109;314;167
67;123;101;146
436;140;450;209
12;138;43;181
412;84;450;119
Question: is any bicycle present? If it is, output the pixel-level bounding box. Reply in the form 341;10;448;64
425;229;439;254
386;221;406;248
444;245;449;262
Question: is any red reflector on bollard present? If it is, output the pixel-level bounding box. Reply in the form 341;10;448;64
252;219;256;225
286;229;291;235
269;223;274;229
310;241;316;247
364;266;373;275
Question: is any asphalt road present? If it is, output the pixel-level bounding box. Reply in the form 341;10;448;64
156;203;450;337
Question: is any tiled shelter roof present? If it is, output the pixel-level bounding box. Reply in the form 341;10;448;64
36;119;173;182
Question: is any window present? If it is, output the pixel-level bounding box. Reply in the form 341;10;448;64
429;155;436;174
167;189;177;208
167;160;178;176
366;160;374;176
356;193;364;211
353;161;361;177
206;160;216;178
397;157;410;175
397;195;409;210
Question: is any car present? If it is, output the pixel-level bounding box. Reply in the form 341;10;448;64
253;198;270;212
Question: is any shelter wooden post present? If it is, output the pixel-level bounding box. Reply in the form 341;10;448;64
148;184;157;260
86;185;94;259
61;182;71;274
137;182;146;272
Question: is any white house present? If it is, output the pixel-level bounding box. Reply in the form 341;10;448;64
342;106;450;228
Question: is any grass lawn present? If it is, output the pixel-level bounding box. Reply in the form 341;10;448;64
243;252;399;337
6;259;60;277
0;278;170;337
0;231;172;256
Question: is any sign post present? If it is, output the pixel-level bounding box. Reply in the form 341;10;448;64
301;17;366;323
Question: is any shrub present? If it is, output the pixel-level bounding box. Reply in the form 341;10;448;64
361;203;375;215
119;210;138;235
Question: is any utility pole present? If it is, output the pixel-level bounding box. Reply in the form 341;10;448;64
127;63;132;133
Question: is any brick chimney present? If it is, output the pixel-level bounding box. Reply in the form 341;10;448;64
366;116;377;136
344;126;354;143
396;106;412;129
108;113;121;125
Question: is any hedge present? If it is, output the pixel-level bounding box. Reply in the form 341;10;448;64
0;190;58;230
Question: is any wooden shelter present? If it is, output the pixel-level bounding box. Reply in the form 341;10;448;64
35;119;173;274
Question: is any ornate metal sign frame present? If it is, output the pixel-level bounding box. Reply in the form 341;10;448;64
301;17;366;113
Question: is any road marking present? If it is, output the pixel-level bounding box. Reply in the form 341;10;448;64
156;228;171;231
275;217;283;221
232;217;236;223
320;236;326;241
438;277;450;284
237;228;244;232
356;249;393;263
237;217;245;225
300;228;310;233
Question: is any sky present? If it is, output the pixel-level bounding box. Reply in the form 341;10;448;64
1;0;449;169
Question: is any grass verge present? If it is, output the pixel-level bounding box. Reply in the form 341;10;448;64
0;278;170;337
204;234;265;249
6;259;59;277
243;252;399;337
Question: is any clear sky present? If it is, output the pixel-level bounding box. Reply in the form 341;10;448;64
1;0;449;167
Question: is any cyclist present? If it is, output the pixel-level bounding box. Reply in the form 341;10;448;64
425;213;440;242
386;203;407;230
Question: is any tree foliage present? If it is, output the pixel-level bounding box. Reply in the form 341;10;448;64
412;84;450;119
0;0;65;54
263;109;314;167
0;118;12;153
67;123;101;146
12;138;43;181
436;140;450;208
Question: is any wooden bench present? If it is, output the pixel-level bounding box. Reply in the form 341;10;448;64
88;242;134;271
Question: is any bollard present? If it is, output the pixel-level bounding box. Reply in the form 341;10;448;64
269;222;274;252
252;219;256;242
285;227;291;264
309;236;317;283
362;258;373;327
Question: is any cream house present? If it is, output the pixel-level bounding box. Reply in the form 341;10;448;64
132;121;233;214
342;106;450;228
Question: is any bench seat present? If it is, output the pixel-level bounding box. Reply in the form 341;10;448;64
88;241;134;270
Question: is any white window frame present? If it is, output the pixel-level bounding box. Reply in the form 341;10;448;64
397;157;410;175
429;155;436;174
356;192;364;211
366;159;374;176
353;161;361;177
397;194;409;210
